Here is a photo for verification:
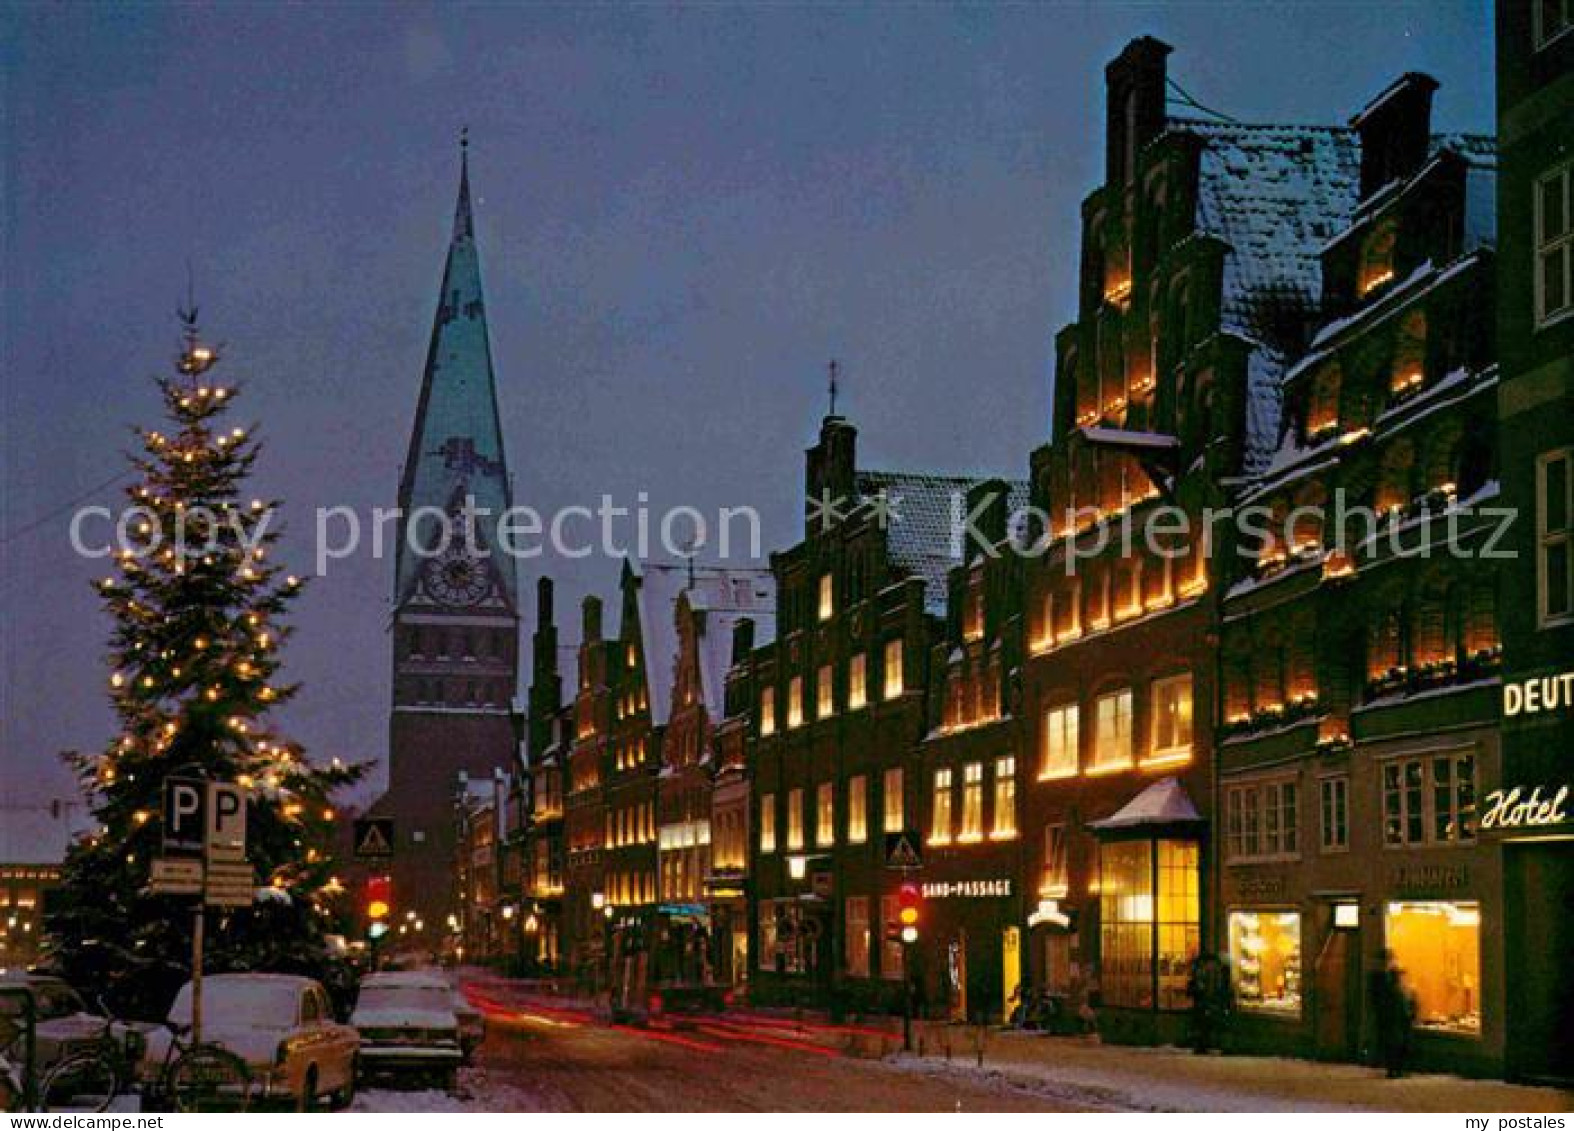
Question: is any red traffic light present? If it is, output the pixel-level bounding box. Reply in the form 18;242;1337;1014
366;875;392;921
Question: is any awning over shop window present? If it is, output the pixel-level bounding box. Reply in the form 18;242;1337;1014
1089;776;1203;834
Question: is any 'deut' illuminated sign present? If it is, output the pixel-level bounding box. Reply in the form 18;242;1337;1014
1503;670;1574;717
1479;785;1570;830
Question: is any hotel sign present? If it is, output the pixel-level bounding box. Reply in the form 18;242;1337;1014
1479;785;1571;831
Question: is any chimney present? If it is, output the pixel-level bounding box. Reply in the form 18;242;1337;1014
962;478;1012;559
1352;73;1439;199
731;616;756;666
581;595;603;643
533;577;558;680
1105;37;1172;187
805;414;858;533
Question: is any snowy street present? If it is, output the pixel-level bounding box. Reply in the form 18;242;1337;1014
347;976;1572;1113
351;978;1092;1112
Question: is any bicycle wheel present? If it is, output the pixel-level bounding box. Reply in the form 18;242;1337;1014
167;1044;251;1113
39;1051;120;1113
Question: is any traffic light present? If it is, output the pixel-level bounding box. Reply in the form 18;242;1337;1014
365;874;392;925
897;881;921;943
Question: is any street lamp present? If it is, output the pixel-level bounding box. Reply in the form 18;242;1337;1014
591;891;606;910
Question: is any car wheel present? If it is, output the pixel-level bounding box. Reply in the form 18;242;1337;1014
296;1066;318;1113
330;1059;356;1111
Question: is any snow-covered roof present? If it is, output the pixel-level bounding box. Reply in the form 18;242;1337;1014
1089;777;1203;831
1173;118;1361;473
855;471;1029;615
628;560;774;726
0;801;92;865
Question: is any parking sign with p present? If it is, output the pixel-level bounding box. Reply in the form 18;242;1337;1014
163;777;207;856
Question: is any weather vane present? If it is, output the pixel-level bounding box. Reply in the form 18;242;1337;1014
828;359;840;417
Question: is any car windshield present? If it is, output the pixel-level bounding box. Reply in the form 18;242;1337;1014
169;979;300;1027
358;986;453;1014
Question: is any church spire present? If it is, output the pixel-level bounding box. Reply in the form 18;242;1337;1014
453;127;474;242
394;135;518;611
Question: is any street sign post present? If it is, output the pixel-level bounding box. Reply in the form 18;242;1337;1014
353;817;394;859
154;776;254;1045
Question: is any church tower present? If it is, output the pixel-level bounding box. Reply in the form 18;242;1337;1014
380;135;520;928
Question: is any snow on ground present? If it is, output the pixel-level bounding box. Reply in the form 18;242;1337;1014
887;1037;1364;1113
353;1067;550;1113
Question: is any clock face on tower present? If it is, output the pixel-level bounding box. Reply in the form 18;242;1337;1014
425;545;492;606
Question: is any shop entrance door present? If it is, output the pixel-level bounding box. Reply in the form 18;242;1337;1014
947;933;968;1021
1313;920;1360;1061
1001;927;1021;1021
1505;843;1574;1083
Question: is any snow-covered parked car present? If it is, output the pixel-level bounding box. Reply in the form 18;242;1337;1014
351;972;464;1088
144;974;358;1110
0;974;145;1083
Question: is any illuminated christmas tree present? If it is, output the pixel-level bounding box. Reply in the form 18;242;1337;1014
47;310;365;1017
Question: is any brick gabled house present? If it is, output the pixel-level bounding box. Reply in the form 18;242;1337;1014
743;410;1014;1011
1020;37;1360;1047
1219;74;1500;1074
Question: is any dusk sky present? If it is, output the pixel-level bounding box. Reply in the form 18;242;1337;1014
2;2;1493;805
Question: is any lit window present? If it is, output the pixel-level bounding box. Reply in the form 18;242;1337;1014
816;782;835;847
1538;449;1573;625
847;653;868;710
880;895;905;979
787;676;804;729
760;686;776;736
1382;752;1475;846
1320;776;1349;853
991;757;1016;839
844;896;870;977
959;763;984;841
930;769;953;844
818;573;834;621
1041;704;1079;778
882;768;904;833
817;664;835;720
1092;689;1133;771
786;788;804;851
1385;901;1481;1034
1229;911;1303;1014
1537;164;1572;324
883;639;904;700
1041;824;1068;897
964;573;985;641
847;775;868;844
1149;674;1193;763
758;793;776;853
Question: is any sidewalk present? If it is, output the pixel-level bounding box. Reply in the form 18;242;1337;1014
890;1024;1574;1113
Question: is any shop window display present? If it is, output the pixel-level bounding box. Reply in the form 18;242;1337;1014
1385;901;1481;1035
1099;838;1200;1010
1228;910;1303;1014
